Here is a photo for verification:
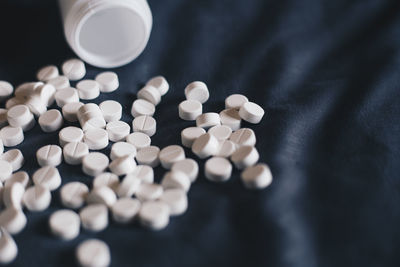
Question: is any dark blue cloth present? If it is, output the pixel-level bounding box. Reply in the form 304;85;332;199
0;0;399;266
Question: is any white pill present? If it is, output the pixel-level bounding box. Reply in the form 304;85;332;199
159;145;185;169
87;186;117;208
0;160;12;182
225;94;249;109
146;76;169;96
231;145;259;170
35;84;56;107
49;209;80;240
137;85;161;105
136;146;160;167
208;125;232;141
0;228;18;264
171;159;199;183
62;58;86;81
117;175;141;198
79;204;108;232
54;87;79;108
192;133;219;159
47;75;70;90
4;171;29;188
139;201;170;230
106;121;130;142
160;189;188;216
0;126;23;147
184;81;209;103
82;153;109;176
180;127;206;148
178;99;202;121
78;104;106;131
60;182;89;209
241;163;273;189
0;109;8;128
219;108;241;131
0;207;27;234
205;157;232;182
110;142;137;160
62;102;84;122
136;183;163;202
196;112;221;129
239;102;265;124
32;166;62;191
0;81;13;102
7;104;35;131
95;71;119;93
36;65;59;82
77;80;100;100
215;140;236;157
93;172;119;192
84;128;109;150
3;183;24;209
22;185;51;212
76;239;110;267
129;165;154;184
14;82;42;99
59;126;83;147
39;109;63;132
63;142;89;165
132;115;156;137
24;95;47;117
126;132;151;150
229;128;256;147
1;149;24;171
131;99;155;118
99;100;122;122
161;171;191;193
112;198;141;224
109;155;137;176
36;145;62;167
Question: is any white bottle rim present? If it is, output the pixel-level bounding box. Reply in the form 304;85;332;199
63;0;152;68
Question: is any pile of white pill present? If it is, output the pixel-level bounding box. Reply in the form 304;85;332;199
0;59;272;266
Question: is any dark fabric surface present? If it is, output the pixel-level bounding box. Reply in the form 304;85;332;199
0;0;399;266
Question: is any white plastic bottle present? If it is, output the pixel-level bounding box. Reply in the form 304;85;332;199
59;0;152;68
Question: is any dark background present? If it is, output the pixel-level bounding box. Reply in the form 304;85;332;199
0;0;400;266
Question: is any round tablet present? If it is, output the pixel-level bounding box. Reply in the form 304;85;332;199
25;95;47;117
36;145;62;167
0;228;18;264
110;142;137;160
3;183;24;209
59;126;84;147
108;155;137;176
219;108;241;131
62;58;86;81
49;209;80;240
54;87;79;108
239;102;265;124
36;65;59;82
208;125;232;141
63;142;89;165
0;126;24;147
241;163;273;189
60;182;89;209
231;145;259;170
0;81;13;101
23;185;51;212
93;172;119;191
32;166;62;191
159;145;185;169
0;207;27;235
171;159;199;183
126;132;151;150
7;105;35;131
192;133;219;159
99;100;122;122
35;84;56;107
225;94;249;109
82;153;109;176
117;175;141;198
139;201;170;230
76;239;110;267
1;149;24;171
215;140;236;158
178;100;202;121
136;146;160;167
5;171;29;188
0;108;8;128
136;183;163;202
0;160;12;182
47;75;70;90
229;128;256;147
205;157;232;182
160;189;188;216
84;128;109;150
106;121;130;142
131;99;155;118
62;102;84;122
146;76;169;96
129;165;154;184
79;204;108;232
196;113;221;129
14;82;42;99
111;198;141;224
137;85;161;105
161;171;191;193
77;80;100;100
38;109;63;132
95;71;119;93
184;81;209;103
132;115;156;137
181;127;206;148
86;186;117;208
